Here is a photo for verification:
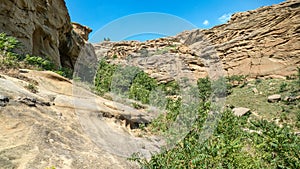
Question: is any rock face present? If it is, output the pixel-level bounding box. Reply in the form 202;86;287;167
94;38;201;83
0;70;164;168
0;0;91;69
72;22;92;41
94;0;300;82
185;0;300;78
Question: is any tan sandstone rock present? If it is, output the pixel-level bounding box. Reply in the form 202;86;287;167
232;107;251;117
0;0;92;69
268;94;281;103
72;22;92;41
94;0;299;83
184;0;300;78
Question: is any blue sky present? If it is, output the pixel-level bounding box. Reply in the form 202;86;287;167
65;0;285;42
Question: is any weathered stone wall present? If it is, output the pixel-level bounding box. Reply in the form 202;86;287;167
95;0;300;81
0;0;91;69
185;0;300;78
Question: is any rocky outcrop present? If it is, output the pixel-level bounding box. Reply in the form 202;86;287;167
0;0;91;69
185;0;300;78
72;22;92;41
94;38;205;83
0;69;164;168
94;0;300;82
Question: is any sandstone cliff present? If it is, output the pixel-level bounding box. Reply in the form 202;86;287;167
0;0;91;69
0;0;299;168
185;0;300;78
94;0;300;82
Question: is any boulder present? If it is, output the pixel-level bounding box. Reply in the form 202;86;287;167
232;107;251;117
268;94;281;103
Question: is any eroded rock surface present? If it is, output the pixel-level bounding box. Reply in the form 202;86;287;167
94;0;300;81
0;70;164;168
0;0;91;69
185;0;300;78
72;22;92;41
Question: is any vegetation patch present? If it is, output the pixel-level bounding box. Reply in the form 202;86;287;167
0;32;73;78
25;83;38;93
129;74;300;168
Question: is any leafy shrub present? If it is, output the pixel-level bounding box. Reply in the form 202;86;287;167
94;60;159;104
94;59;117;95
132;76;300;169
54;67;73;79
211;77;229;97
255;78;262;84
132;110;260;169
197;77;212;101
0;32;21;68
111;66;140;96
279;82;288;92
0;33;20;54
160;80;180;96
249;120;300;168
0;32;72;78
227;75;247;87
133;108;300;169
129;70;158;104
24;54;55;70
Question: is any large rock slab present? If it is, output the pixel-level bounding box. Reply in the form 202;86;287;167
0;70;165;168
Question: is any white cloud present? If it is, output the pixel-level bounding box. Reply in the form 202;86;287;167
203;20;209;26
218;13;232;23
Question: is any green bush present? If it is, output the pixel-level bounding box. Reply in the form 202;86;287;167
54;67;73;79
94;59;117;95
131;77;300;169
249;120;300;168
24;54;55;70
227;75;247;87
197;77;212;101
94;59;158;104
111;66;141;96
160;80;180;96
132;108;300;169
0;33;20;54
0;32;20;68
129;70;158;104
0;32;72;78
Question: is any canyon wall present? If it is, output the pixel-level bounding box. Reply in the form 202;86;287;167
0;0;91;68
